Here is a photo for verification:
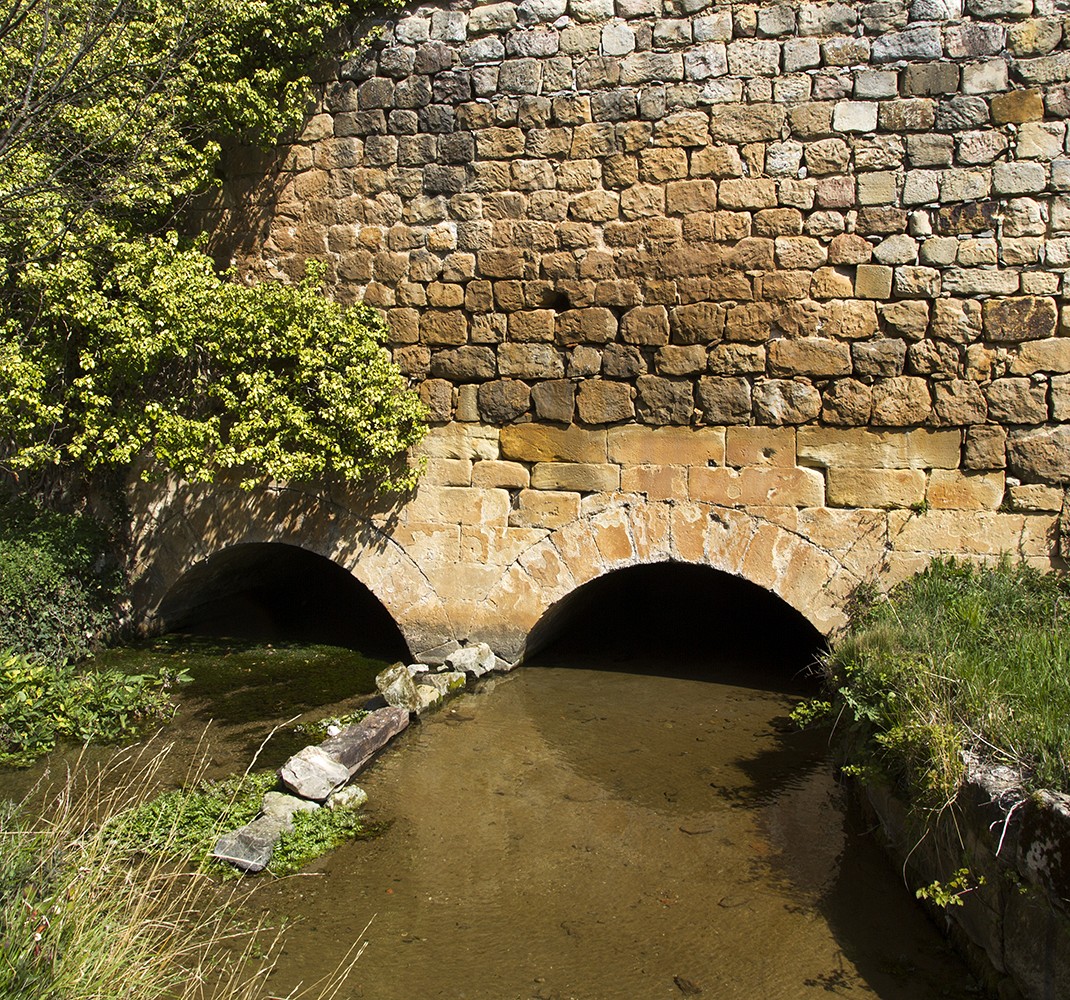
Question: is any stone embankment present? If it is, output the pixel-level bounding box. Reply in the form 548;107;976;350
866;762;1070;1000
212;644;505;872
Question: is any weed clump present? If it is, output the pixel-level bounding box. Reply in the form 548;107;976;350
819;559;1070;804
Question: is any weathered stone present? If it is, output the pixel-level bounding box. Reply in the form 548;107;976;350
326;785;369;811
990;90;1046;125
444;642;497;677
278;746;351;801
853;339;907;378
932;380;988;425
797;427;960;469
421;670;468;697
576;379;635;424
926;470;1004;510
636;376;693;426
964;424;1007;470
983;298;1058;343
1008;426;1070;484
531;461;619;492
769;338;852;378
871;377;932;426
821;379;873;426
262;791;319;825
827;468;926;509
531;380;576;423
213;815;289;873
986;378;1049;425
752;380;822;425
696;376;751;424
478;379;532;423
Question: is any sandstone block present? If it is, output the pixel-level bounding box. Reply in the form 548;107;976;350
500;424;607;462
636;375;694;426
769;338;852;378
828;234;873;265
1010;339;1070;375
827;468;926;509
472;460;530;489
725;426;796;468
821;379;873;426
531;462;620;493
1007;425;1070;484
420;310;468;345
964;424;1007;470
926;470;1005;510
621;305;670;345
986;378;1049;424
855;264;893;300
656;345;708;376
430;346;496;382
797;427;960;469
871;377;932;426
871;27;942;63
709;104;786;143
576;379;635;424
556;307;617;345
824;300;880;340
853;339;907;378
508;488;581;528
983;298;1057;343
621;464;688;501
932;380;988;425
607;425;726;466
990;90;1045;125
477;379;531;423
531;380;576;424
498;343;565;379
689;466;826;508
1007;483;1065;512
696;376;752;424
752;379;822;425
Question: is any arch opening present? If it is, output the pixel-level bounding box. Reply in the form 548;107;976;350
524;562;825;687
156;542;410;661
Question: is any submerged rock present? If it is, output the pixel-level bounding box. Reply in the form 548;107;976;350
414;683;444;714
423;670;467;696
327;785;369;811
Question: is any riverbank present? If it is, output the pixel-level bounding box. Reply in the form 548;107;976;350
815;559;1070;1000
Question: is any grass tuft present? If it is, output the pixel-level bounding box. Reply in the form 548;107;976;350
822;558;1070;804
0;743;368;998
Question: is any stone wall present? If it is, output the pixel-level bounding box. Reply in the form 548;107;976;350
170;0;1070;657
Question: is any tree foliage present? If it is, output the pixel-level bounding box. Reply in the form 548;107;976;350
0;0;423;491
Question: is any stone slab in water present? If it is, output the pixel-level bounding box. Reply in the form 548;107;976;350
444;643;496;677
262;790;319;824
279;745;351;801
320;705;409;775
212;815;289;873
327;785;368;811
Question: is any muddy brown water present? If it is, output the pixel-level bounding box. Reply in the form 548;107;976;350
1;644;978;1000
242;658;976;1000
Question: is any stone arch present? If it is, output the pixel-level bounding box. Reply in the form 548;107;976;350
127;477;457;661
483;496;862;664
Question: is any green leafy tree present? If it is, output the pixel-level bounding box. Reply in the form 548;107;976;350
0;0;423;491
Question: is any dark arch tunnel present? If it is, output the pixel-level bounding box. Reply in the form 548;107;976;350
524;562;826;691
156;543;411;661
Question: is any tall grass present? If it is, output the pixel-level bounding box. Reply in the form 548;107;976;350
824;559;1070;804
0;743;366;999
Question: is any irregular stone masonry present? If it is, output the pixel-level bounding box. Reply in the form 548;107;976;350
213;0;1070;494
166;0;1070;658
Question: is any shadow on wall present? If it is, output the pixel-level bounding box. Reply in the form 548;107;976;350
525;561;826;689
156;542;410;660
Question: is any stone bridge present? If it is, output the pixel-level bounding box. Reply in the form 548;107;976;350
131;0;1069;664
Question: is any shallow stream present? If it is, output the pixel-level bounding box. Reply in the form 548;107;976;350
0;633;979;999
241;655;977;1000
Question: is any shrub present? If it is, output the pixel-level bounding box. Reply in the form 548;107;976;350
0;497;121;664
0;649;180;767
